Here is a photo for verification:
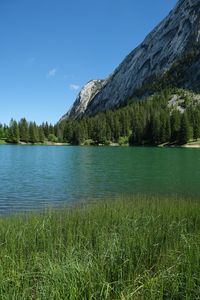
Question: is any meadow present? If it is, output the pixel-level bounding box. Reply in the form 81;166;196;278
0;196;200;299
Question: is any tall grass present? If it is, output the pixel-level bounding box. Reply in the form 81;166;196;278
0;196;200;299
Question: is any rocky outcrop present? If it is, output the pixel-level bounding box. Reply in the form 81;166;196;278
61;0;200;120
60;80;105;121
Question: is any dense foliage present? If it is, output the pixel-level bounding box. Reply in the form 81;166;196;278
57;89;200;146
133;47;200;98
1;89;200;145
0;119;57;144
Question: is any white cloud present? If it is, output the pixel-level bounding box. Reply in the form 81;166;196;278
69;84;80;91
47;68;57;77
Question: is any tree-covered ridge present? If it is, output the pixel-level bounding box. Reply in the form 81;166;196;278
1;89;200;146
57;89;200;146
132;47;200;99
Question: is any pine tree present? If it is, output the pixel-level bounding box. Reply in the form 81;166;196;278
38;126;45;143
43;122;49;139
179;113;192;144
0;124;3;140
49;124;54;135
170;110;181;142
63;122;73;142
160;112;171;143
7;119;19;143
3;124;8;140
192;110;200;140
19;118;29;143
151;114;161;144
29;122;39;143
71;123;84;145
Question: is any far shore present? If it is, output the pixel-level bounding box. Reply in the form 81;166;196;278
182;144;200;148
1;140;200;148
19;141;70;146
0;140;69;146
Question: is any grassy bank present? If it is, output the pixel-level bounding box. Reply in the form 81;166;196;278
0;140;6;145
1;196;200;299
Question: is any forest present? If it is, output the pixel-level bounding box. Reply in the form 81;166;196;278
1;89;200;146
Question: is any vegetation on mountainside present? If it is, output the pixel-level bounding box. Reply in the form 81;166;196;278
58;89;200;146
133;47;200;98
1;89;200;146
39;48;200;146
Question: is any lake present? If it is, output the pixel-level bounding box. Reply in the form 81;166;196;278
0;145;199;213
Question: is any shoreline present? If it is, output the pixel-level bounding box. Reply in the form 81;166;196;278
0;140;200;148
182;144;200;148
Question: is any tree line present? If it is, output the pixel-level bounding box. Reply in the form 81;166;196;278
1;89;200;145
0;119;58;144
57;89;200;146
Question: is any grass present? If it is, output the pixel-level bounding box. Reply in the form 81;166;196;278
0;140;6;145
187;139;200;145
0;196;200;299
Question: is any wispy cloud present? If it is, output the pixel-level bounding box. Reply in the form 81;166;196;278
69;84;80;91
47;68;57;78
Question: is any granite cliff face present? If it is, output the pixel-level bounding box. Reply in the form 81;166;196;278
61;0;200;120
60;80;105;120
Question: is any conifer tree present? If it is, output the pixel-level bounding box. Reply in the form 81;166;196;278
151;114;161;144
192;110;200;140
29;122;39;143
0;124;3;140
19;118;29;143
7;119;19;143
170;110;181;142
179;112;192;144
42;122;49;139
38;126;45;143
63;122;73;142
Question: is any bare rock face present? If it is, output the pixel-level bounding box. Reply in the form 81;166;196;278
59;80;105;121
62;0;200;120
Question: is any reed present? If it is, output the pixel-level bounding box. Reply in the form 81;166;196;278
0;196;200;299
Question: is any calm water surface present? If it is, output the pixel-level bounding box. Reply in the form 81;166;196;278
0;145;199;213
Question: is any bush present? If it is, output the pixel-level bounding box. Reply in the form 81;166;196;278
48;134;58;143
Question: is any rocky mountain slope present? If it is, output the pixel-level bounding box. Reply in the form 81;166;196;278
60;80;105;121
61;0;200;120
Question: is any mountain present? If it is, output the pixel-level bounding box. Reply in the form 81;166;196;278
60;80;105;121
61;0;200;120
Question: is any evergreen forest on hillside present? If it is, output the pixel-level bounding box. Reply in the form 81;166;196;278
1;89;200;146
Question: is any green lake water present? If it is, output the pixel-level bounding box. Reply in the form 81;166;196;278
0;145;199;212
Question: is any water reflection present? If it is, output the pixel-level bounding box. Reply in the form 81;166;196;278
0;145;199;213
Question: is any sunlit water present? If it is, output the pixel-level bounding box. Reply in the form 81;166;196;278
0;145;199;213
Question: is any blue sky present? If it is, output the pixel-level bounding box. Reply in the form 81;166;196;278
0;0;176;125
